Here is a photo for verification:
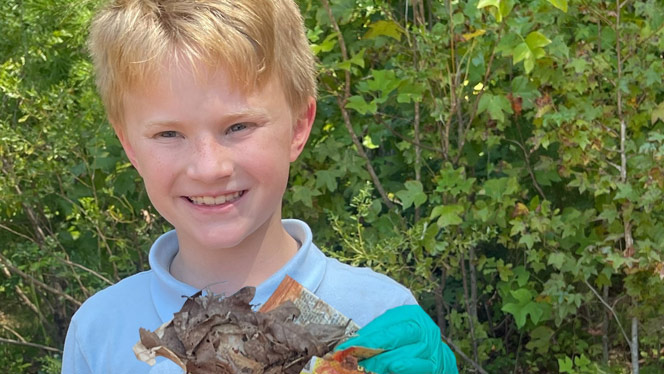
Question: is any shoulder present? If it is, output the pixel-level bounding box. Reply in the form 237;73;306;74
64;270;165;373
67;270;158;351
317;255;417;327
72;271;153;325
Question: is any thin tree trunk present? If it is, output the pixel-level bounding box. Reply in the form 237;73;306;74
435;269;447;336
469;246;479;325
414;101;421;222
632;316;639;374
602;285;610;365
460;253;479;363
615;2;638;372
658;332;662;371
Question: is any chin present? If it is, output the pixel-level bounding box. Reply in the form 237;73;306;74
189;228;252;251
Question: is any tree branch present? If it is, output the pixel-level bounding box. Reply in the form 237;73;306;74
321;0;394;208
453;30;502;165
620;22;664;63
0;252;81;307
584;279;631;349
459;254;479;364
57;256;114;286
505;139;547;200
0;223;37;243
441;334;489;374
0;337;62;353
373;113;445;154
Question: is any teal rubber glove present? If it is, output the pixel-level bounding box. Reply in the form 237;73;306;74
335;305;458;374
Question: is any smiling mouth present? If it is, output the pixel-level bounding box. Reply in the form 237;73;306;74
187;191;244;206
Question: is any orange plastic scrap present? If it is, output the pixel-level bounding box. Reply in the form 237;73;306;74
303;356;362;374
329;346;383;363
300;346;383;374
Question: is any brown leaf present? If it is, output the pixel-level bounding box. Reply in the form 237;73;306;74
136;286;349;374
507;93;522;117
655;262;664;280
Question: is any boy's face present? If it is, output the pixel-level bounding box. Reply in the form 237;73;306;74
114;61;315;251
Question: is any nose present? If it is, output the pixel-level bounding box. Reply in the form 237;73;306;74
186;135;234;181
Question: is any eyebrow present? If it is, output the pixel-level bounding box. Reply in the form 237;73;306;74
144;108;272;129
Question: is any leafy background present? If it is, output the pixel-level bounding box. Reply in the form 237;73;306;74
1;0;664;373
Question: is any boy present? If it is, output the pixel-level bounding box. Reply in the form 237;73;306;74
62;0;457;373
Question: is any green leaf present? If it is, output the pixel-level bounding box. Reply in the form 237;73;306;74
311;33;337;55
481;177;518;200
345;95;377;115
452;12;465;26
525;31;552;54
514;266;530;287
510;31;551;73
477;93;513;122
314;169;339;192
290;185;320;207
367;70;400;96
477;0;500;9
558;356;574;373
511;76;539;100
349;49;366;68
334;60;353;71
431;204;464;227
477;0;512;22
502;288;545;328
525;326;554;354
645;67;661;87
547;252;566;270
462;29;487;41
547;0;568;12
396;180;427;209
614;182;637;201
568;58;588;74
364;20;403;41
523;57;535;74
519;233;536;249
362;135;379;149
499;0;514;20
652;101;664;124
113;171;137;196
512;43;531;64
397;80;426;103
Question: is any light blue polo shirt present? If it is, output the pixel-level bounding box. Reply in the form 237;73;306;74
62;219;416;374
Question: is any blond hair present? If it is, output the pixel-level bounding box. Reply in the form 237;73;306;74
88;0;316;125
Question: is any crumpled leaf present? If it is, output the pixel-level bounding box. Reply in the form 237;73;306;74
134;286;353;374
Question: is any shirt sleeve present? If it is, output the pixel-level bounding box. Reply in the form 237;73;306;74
61;318;92;374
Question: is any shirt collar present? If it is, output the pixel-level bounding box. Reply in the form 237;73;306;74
148;219;326;323
149;231;198;323
251;219;327;308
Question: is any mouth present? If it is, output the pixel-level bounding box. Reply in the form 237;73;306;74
187;191;244;206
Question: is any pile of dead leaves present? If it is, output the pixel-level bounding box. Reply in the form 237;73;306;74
134;287;363;374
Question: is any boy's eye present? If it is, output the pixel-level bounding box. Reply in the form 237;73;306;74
157;131;178;138
227;123;249;134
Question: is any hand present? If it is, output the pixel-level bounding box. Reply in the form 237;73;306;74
335;305;458;374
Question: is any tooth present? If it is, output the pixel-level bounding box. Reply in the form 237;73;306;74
214;195;226;204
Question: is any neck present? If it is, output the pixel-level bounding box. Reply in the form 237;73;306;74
169;215;299;296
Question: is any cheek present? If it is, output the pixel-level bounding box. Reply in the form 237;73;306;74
242;143;292;182
135;151;178;186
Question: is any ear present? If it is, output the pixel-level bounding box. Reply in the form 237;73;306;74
112;121;142;175
289;97;316;162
